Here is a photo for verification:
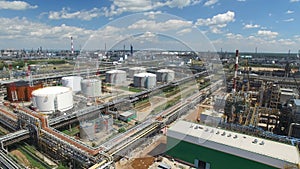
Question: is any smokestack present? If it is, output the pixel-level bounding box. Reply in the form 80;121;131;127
71;36;74;54
130;45;133;56
232;50;239;93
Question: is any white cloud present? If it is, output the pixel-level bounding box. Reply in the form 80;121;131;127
48;8;102;21
226;33;243;39
243;23;260;29
144;11;163;19
0;17;94;48
128;19;193;31
283;18;294;22
286;10;294;14
257;30;278;38
195;11;235;33
0;0;37;10
290;0;300;2
204;0;218;6
278;39;295;45
212;33;299;53
176;28;192;35
105;0;200;17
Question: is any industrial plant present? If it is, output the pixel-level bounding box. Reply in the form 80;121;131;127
0;47;300;169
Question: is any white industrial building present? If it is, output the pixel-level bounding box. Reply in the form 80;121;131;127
32;86;73;113
105;70;126;85
167;120;300;169
156;69;175;83
133;73;156;89
128;67;146;78
81;79;102;97
61;76;82;94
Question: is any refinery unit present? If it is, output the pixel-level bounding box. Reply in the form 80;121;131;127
0;49;300;169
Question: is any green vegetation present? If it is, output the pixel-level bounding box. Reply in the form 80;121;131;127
118;86;143;93
118;127;126;133
61;126;80;136
151;95;182;114
0;59;67;70
57;163;68;169
27;59;67;65
15;143;52;169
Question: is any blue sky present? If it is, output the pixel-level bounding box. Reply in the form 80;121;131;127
0;0;300;53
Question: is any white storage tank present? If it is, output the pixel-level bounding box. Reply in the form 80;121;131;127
32;86;73;113
95;115;113;133
80;122;95;141
128;67;146;78
81;79;102;97
61;76;82;93
105;70;126;85
156;69;175;83
134;73;156;89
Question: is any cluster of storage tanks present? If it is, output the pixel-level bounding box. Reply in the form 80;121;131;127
30;76;102;114
133;68;175;89
5;67;175;114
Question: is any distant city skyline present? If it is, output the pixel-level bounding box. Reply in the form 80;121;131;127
0;0;300;53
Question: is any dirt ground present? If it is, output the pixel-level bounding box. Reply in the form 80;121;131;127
10;149;30;167
115;135;166;169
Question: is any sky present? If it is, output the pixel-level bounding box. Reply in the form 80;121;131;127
0;0;300;53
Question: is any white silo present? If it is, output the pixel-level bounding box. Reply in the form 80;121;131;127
31;86;73;114
128;67;146;78
156;69;175;83
134;73;156;89
105;70;126;85
61;76;82;93
81;79;101;97
80;121;95;141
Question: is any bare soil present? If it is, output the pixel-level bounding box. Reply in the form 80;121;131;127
10;149;30;167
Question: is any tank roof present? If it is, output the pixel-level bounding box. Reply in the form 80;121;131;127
62;76;82;79
106;69;126;74
32;86;71;95
157;69;175;73
134;72;156;77
129;67;146;70
81;78;100;82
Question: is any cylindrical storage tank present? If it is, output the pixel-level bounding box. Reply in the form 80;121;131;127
156;69;175;83
81;79;101;97
61;76;82;93
134;73;156;89
105;70;126;85
6;81;43;102
128;67;146;78
31;86;73;113
80;122;95;140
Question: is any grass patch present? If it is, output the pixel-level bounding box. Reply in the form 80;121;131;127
118;86;144;93
151;95;182;114
61;126;79;136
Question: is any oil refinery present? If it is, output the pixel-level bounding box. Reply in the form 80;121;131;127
0;48;300;169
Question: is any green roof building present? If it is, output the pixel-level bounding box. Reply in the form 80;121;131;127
166;120;300;169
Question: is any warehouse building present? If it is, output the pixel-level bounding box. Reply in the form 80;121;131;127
166;120;300;169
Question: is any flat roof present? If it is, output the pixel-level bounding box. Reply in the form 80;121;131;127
294;99;300;106
168;120;300;165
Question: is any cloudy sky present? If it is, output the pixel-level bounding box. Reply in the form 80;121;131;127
0;0;300;53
